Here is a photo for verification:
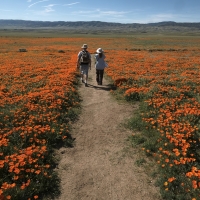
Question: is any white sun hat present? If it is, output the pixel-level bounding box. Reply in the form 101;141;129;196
96;48;104;53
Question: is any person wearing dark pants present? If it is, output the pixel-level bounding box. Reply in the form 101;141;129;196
94;48;108;85
96;69;104;85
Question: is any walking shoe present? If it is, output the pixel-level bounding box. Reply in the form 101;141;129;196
82;79;84;83
85;83;88;87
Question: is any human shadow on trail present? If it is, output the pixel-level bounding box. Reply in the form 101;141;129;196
86;83;117;91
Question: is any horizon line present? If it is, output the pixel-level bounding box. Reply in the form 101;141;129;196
0;19;200;24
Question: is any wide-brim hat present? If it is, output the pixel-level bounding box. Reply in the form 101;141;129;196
96;48;103;53
81;44;88;49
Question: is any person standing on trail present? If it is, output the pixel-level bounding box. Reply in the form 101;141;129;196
77;44;91;87
94;48;108;85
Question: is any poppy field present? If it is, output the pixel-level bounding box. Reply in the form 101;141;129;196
0;36;83;199
105;37;200;199
0;33;200;200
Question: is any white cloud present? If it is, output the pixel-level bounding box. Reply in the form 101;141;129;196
27;0;32;2
28;0;49;8
148;13;176;23
43;4;58;13
100;11;128;17
71;9;129;20
63;2;80;6
70;9;152;23
142;13;199;23
140;14;193;23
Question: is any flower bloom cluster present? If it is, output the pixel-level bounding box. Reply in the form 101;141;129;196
0;37;81;199
106;46;200;198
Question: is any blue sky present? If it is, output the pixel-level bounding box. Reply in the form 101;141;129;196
0;0;200;23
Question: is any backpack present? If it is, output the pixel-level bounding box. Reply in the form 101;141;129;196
80;50;90;64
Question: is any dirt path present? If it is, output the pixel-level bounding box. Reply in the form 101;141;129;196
57;56;161;200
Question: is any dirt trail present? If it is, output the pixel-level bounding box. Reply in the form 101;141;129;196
57;56;161;200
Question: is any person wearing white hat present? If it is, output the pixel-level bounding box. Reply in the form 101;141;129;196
77;44;91;87
94;48;108;85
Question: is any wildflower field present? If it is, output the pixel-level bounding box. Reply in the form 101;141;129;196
0;32;200;199
0;36;83;200
105;36;200;199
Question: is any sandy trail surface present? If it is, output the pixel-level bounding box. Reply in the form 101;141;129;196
57;55;161;200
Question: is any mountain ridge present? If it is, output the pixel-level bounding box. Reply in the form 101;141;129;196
0;19;200;33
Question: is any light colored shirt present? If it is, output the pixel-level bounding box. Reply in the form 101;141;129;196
95;54;106;70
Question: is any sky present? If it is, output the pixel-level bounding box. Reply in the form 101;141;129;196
0;0;200;24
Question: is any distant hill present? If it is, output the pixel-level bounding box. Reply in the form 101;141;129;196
0;19;200;33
